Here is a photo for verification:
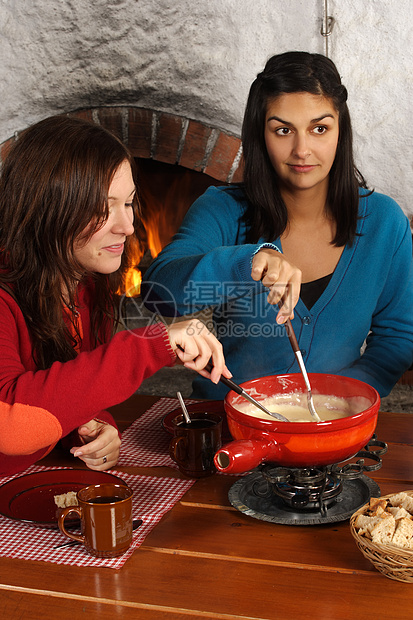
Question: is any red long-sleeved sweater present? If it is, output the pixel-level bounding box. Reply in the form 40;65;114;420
0;283;175;475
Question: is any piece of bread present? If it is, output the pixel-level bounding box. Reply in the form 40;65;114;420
354;514;383;537
54;491;78;508
368;497;388;515
389;492;410;509
371;514;396;545
391;517;413;549
387;506;411;520
400;495;413;514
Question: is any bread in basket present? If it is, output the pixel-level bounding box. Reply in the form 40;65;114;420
350;491;413;582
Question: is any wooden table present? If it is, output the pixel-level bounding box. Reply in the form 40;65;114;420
1;394;413;620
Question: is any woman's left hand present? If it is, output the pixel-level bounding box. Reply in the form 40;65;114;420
70;419;121;470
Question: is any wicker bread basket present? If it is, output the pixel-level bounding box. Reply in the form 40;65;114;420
350;491;413;583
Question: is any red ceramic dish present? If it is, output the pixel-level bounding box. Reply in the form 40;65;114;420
0;469;127;526
214;373;380;474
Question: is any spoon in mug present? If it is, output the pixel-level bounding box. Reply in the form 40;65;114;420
177;391;192;424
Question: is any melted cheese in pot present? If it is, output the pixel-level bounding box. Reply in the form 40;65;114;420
237;393;371;422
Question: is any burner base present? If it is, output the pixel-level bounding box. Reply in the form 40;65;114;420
228;471;380;525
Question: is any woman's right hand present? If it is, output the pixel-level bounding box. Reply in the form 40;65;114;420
166;319;232;384
251;248;302;323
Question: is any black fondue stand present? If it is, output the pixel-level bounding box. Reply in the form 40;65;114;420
228;436;388;525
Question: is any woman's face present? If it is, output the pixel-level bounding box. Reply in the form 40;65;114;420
73;160;135;274
264;92;339;195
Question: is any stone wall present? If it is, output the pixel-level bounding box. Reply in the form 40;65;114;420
1;0;412;217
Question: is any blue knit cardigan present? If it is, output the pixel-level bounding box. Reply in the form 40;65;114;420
143;186;413;399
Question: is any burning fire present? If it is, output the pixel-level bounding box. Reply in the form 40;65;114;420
122;228;163;297
122;167;194;297
122;241;145;298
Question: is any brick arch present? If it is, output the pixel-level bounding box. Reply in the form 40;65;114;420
1;107;244;183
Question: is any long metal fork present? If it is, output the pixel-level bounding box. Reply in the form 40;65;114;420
283;319;321;422
204;363;289;422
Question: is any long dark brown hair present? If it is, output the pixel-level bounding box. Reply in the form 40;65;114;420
241;51;371;245
0;115;139;369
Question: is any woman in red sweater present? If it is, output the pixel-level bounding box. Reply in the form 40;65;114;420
0;115;229;476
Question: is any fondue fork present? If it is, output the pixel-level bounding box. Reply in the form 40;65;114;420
284;319;321;422
204;362;289;422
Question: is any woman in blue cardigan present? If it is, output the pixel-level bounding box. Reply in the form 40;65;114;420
143;51;413;400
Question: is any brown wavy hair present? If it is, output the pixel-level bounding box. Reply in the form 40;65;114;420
0;115;139;369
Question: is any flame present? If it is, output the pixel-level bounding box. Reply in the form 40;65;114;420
123;241;144;297
121;167;194;297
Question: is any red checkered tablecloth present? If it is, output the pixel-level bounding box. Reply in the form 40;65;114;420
117;396;198;468
0;464;194;569
0;398;215;569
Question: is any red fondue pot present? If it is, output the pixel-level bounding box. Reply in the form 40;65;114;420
214;373;380;474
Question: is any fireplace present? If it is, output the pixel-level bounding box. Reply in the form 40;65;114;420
126;157;225;296
0;107;243;184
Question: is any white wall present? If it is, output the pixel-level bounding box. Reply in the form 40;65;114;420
1;0;411;215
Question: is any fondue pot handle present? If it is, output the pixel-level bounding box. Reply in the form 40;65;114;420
214;438;277;474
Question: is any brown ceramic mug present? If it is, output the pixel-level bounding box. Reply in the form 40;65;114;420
57;483;133;558
169;411;223;478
